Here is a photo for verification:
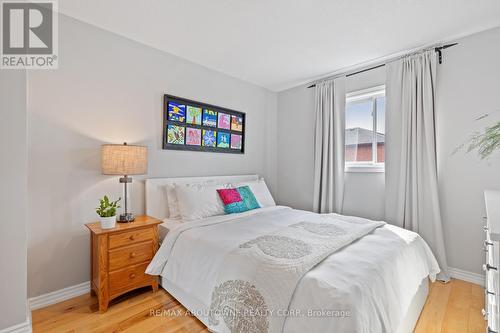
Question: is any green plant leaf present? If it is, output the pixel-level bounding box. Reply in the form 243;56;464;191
454;117;500;159
96;195;120;217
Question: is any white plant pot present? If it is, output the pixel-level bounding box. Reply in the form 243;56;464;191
99;215;116;229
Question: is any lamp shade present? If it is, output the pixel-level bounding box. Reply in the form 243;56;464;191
101;143;147;175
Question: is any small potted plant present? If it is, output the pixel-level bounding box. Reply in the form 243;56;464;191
96;195;121;229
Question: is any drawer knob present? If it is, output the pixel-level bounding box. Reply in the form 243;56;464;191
129;273;136;279
486;290;495;296
129;235;135;241
485;241;494;247
483;264;498;271
130;252;136;258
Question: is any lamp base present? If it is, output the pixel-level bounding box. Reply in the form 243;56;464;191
117;213;135;223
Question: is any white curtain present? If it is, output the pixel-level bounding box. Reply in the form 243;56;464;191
313;77;346;214
385;51;449;281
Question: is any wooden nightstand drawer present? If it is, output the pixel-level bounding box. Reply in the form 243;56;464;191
109;228;154;249
109;241;154;271
109;262;152;295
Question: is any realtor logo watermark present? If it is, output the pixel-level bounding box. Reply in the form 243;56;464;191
1;0;58;69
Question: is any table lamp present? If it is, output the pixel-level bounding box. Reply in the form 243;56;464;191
101;142;147;222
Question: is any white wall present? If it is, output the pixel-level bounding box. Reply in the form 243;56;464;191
0;71;28;329
277;26;500;276
277;67;386;220
436;27;500;275
27;14;277;297
276;84;315;210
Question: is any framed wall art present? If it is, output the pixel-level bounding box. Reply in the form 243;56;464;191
163;94;245;154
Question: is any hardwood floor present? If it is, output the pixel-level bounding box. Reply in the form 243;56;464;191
32;279;485;333
414;279;486;333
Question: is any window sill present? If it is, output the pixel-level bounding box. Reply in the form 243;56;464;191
345;165;385;173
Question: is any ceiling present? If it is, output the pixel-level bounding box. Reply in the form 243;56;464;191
59;0;500;91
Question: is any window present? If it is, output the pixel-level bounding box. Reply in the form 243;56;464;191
345;86;385;172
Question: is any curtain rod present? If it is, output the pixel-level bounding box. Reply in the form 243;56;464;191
307;43;458;88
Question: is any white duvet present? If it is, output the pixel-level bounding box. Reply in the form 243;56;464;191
147;206;440;333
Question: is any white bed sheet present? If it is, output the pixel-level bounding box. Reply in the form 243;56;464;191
148;206;440;333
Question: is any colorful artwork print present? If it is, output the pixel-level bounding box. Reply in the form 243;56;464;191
168;101;186;122
217;132;230;148
186;106;202;125
185;127;201;146
231;115;243;132
218;112;230;130
231;134;242;150
202;109;217;127
163;95;245;153
202;129;217;147
167;125;185;145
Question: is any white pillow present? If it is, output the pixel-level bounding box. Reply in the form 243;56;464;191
165;184;180;219
175;183;229;220
165;180;222;220
233;179;276;208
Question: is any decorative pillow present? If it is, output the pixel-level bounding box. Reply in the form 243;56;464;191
231;179;276;208
217;188;242;205
217;186;260;214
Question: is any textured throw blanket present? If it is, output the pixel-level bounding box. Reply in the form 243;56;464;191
206;214;385;333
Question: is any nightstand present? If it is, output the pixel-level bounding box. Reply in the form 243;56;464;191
85;215;163;312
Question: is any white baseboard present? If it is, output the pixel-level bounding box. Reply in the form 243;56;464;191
0;318;31;333
448;267;485;287
29;281;90;310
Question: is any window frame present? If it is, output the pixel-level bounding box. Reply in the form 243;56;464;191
345;85;386;173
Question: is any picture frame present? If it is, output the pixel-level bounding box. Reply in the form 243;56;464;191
163;94;245;154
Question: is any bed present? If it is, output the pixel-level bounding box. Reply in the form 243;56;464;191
144;175;440;333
